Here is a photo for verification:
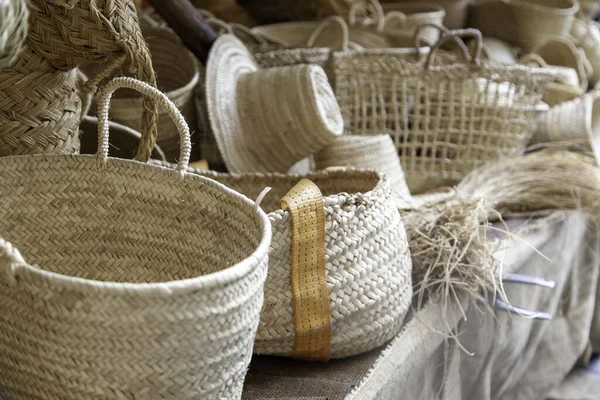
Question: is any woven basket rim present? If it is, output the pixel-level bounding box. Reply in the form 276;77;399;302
1;154;272;296
381;2;446;16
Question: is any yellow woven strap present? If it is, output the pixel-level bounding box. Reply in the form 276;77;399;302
280;179;331;362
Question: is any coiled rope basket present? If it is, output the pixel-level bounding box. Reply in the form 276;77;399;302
0;77;271;400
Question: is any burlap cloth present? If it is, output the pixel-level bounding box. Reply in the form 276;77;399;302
243;211;600;400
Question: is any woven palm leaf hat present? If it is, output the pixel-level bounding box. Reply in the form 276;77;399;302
206;34;344;173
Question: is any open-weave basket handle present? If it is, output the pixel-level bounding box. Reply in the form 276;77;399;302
280;179;331;362
307;15;350;51
96;77;192;172
415;24;482;69
348;0;385;31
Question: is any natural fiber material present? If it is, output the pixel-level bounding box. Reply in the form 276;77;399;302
468;0;579;52
97;25;199;163
381;0;469;29
0;47;81;156
0;77;271;399
185;168;412;359
0;0;28;69
468;37;517;65
316;135;412;206
27;0;159;162
381;2;445;44
571;20;600;86
281;179;332;362
79;115;166;161
533;91;600;160
206;34;343;173
333;25;555;193
532;36;591;91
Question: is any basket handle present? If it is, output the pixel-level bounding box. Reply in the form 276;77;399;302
416;24;482;69
384;11;407;29
348;0;385;32
96;77;191;172
0;237;26;287
307;15;350;51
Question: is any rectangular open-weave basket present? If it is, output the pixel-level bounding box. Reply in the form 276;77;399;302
332;26;556;193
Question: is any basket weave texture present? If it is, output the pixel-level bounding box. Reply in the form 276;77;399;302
192;169;412;358
0;77;271;399
332;25;555;192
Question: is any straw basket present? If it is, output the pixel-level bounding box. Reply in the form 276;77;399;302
533;91;600;160
316;135;412;206
185;168;412;359
468;0;579;52
468;37;517;65
332;25;555;193
381;0;469;29
79;115;166;161
0;0;28;69
0;47;81;156
571;20;600;86
0;77;271;399
381;2;446;44
96;25;199;162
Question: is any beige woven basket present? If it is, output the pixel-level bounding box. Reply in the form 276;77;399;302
79;115;166;161
0;46;81;156
332;25;555;193
571;20;600;86
381;2;446;44
0;77;271;400
187;168;412;359
316;135;412;206
381;0;469;29
0;0;28;69
96;26;199;162
468;0;579;52
533;90;600;160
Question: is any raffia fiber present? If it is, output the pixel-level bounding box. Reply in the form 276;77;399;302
26;0;159;162
184;168;413;359
0;77;271;399
0;0;28;69
333;26;556;193
404;149;600;329
0;46;81;156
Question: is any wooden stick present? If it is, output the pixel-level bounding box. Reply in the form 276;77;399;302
146;0;218;64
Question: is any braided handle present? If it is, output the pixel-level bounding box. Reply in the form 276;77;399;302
414;24;482;69
307;15;350;51
0;237;26;287
97;77;191;172
348;0;385;31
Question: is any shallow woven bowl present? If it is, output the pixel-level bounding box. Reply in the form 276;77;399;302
0;78;271;400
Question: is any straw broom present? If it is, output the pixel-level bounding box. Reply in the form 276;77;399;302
404;149;600;325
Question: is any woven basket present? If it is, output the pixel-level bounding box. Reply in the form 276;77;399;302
381;0;469;29
0;77;271;399
0;46;81;156
316;135;412;206
571;20;600;86
0;0;28;69
533;91;600;159
332;25;555;193
468;37;517;65
381;2;446;44
97;26;199;162
79;115;166;161
468;0;579;52
187;168;412;359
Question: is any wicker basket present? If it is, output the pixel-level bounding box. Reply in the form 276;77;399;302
79;115;166;161
0;77;271;399
381;2;446;44
0;47;81;156
187;168;412;359
468;0;579;52
571;20;600;87
95;25;199;162
332;25;555;193
381;0;469;29
316;135;412;206
0;0;28;69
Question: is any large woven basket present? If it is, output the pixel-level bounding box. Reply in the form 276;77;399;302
468;0;579;52
97;25;199;162
0;0;28;69
0;77;271;399
187;168;412;359
0;46;81;156
332;26;555;193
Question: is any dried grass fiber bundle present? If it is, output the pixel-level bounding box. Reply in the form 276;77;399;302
405;150;600;329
